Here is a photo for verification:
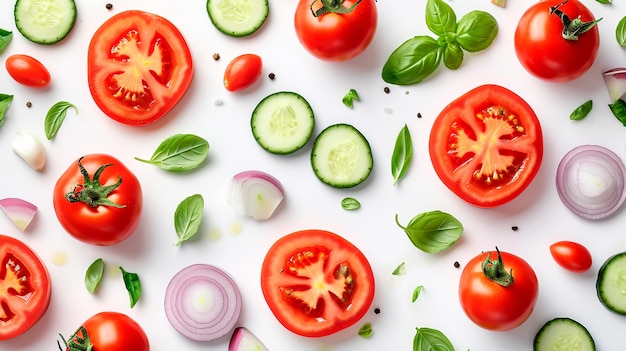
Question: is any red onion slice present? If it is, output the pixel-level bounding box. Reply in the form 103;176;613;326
556;145;626;220
164;264;242;342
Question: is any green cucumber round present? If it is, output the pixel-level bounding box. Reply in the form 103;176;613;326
206;0;269;37
14;0;77;45
533;317;595;351
597;251;626;315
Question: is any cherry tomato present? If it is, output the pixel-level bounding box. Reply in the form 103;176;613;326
223;54;262;92
88;10;194;126
514;0;600;82
550;241;592;273
459;248;539;331
53;154;143;246
429;84;543;208
0;235;51;340
294;0;378;61
60;312;149;351
261;229;375;337
5;54;50;88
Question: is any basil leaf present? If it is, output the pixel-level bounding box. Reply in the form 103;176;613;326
341;197;361;211
392;262;406;276
391;124;413;185
596;0;611;4
0;28;12;52
617;16;626;46
44;101;78;140
455;11;499;52
119;266;141;308
395;211;463;253
412;285;423;303
442;42;464;70
382;36;442;85
0;94;14;128
413;327;454;351
342;88;360;108
85;258;104;294
609;99;626;126
135;133;209;172
174;194;204;246
358;323;373;338
570;100;593;120
425;0;456;36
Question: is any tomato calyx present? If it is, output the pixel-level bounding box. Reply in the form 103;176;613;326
64;157;125;208
57;326;93;351
311;0;362;17
550;0;601;41
482;247;514;287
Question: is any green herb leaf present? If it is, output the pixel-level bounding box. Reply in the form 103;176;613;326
413;327;454;351
0;94;14;128
174;194;204;246
0;28;12;52
596;0;611;4
412;285;424;303
617;16;626;46
382;36;442;85
455;11;499;53
395;211;463;253
391;124;413;185
609;99;626;126
425;0;457;36
85;258;104;294
442;42;464;70
358;323;373;338
135;133;209;172
44;101;78;140
342;88;360;108
392;262;406;276
341;197;361;211
119;266;141;308
570;100;593;120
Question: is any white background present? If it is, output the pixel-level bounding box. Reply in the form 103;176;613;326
1;0;626;350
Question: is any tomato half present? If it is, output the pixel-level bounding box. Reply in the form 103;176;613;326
61;312;149;351
261;229;375;337
459;248;539;331
0;235;51;340
5;54;50;88
294;0;378;61
550;240;592;273
53;154;143;246
88;10;193;126
223;54;262;92
514;0;600;82
429;84;543;208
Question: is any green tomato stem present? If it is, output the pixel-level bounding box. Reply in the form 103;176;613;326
550;0;602;41
310;0;362;17
64;156;125;208
481;247;514;287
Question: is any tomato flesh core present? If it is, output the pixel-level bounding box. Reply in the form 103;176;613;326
280;246;356;320
0;254;33;322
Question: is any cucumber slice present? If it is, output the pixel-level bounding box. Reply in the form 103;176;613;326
596;251;626;314
206;0;269;37
251;91;314;155
14;0;77;45
533;317;595;351
311;124;373;188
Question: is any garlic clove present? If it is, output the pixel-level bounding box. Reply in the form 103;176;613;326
12;130;46;171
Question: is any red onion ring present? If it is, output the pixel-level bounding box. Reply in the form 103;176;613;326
164;264;242;342
556;145;626;220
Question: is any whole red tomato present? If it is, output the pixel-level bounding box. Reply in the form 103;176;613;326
53;154;143;246
5;54;50;88
294;0;378;61
550;240;592;273
514;0;600;82
459;248;539;331
223;54;263;92
60;312;149;351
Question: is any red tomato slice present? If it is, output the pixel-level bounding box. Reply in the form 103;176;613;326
261;229;375;337
87;10;193;126
429;84;543;207
0;235;51;340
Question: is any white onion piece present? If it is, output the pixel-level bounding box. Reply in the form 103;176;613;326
228;327;269;351
556;145;626;220
12;130;46;171
602;68;626;103
228;170;284;220
164;264;242;342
